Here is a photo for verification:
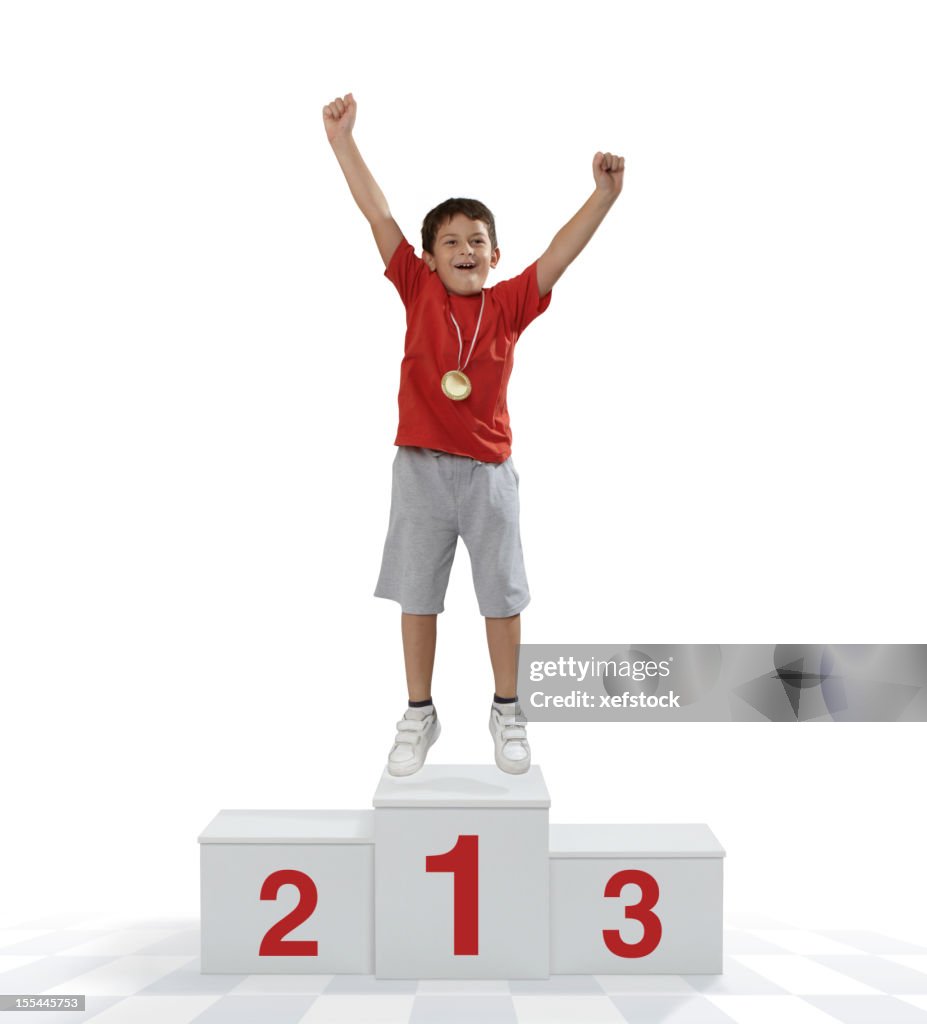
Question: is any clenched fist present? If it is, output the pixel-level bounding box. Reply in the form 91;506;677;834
323;92;356;145
593;152;625;198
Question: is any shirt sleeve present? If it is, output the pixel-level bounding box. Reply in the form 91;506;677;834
491;260;552;339
384;237;427;307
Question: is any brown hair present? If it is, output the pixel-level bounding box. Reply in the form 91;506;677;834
421;198;497;255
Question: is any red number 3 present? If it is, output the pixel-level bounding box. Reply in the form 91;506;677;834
602;869;662;958
259;869;319;957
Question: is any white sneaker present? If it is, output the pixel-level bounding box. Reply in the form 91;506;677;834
387;706;440;777
489;702;531;774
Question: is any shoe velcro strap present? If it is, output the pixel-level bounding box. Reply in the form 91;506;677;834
392;736;423;753
396;720;427;733
502;726;527;741
394;732;425;748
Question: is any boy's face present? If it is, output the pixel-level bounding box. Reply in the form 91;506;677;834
423;214;500;296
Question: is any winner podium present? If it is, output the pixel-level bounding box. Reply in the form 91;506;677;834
374;765;550;978
199;765;724;978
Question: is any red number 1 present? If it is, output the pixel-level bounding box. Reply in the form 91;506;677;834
603;868;662;958
426;834;479;955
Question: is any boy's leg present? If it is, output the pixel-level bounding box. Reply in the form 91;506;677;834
377;449;456;777
485;613;520;699
389;612;440;777
402;612;437;703
486;613;530;773
458;457;531;773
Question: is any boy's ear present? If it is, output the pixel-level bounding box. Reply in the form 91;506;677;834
490;247;501;269
422;250;436;271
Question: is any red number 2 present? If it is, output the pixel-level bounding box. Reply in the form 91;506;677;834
259;869;319;957
426;835;479;955
603;869;662;958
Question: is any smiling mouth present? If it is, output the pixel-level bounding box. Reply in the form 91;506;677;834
455;263;476;270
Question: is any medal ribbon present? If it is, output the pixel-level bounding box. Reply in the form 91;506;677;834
448;291;485;373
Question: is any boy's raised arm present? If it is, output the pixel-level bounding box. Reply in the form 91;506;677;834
536;152;625;298
323;93;404;267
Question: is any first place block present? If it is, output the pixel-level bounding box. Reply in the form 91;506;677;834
199;809;374;974
373;765;551;979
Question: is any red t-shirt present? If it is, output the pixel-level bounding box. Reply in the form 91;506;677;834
384;238;552;463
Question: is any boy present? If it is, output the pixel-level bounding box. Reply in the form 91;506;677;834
322;92;624;776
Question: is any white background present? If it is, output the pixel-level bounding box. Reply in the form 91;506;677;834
2;0;925;942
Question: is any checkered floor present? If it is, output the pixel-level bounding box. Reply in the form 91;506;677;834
2;911;927;1022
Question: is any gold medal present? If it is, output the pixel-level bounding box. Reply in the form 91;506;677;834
443;291;485;401
441;369;472;401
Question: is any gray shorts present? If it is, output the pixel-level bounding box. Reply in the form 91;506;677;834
375;446;530;617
